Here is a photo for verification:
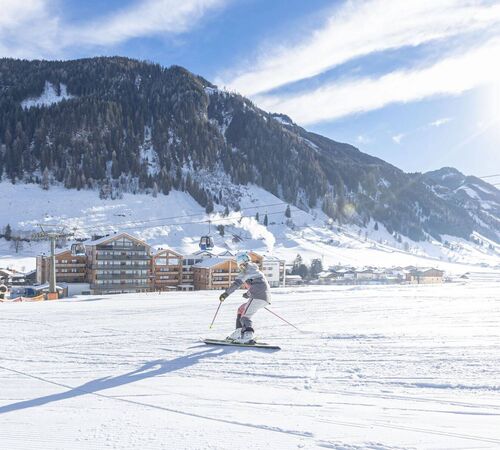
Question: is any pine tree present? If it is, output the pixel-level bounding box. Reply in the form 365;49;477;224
310;258;323;278
4;224;12;241
255;212;259;222
10;236;24;253
41;168;50;190
285;205;291;218
374;222;379;231
264;214;268;226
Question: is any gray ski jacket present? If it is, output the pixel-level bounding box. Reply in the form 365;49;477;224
225;262;271;303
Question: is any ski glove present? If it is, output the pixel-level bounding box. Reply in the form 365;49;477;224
219;292;228;302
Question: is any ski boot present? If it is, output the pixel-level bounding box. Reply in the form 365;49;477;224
226;329;242;342
236;328;255;345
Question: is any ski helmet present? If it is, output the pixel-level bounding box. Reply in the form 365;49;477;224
236;252;250;266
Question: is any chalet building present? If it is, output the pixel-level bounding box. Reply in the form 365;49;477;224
248;251;264;267
36;250;87;284
192;258;240;290
0;268;16;284
181;250;214;289
152;248;183;291
285;274;303;286
318;271;343;284
355;269;375;281
406;268;444;284
86;233;152;294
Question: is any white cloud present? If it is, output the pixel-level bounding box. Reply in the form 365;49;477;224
65;0;227;47
221;0;500;96
0;0;227;59
392;134;405;144
429;117;452;127
356;135;372;145
254;38;500;125
0;0;61;58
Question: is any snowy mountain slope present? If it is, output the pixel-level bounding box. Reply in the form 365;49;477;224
423;167;500;241
1;57;498;244
1;282;500;449
1;181;499;274
21;80;75;110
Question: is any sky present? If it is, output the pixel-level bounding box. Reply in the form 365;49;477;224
1;0;500;179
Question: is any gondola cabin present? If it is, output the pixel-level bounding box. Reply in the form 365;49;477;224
199;235;214;251
71;243;86;256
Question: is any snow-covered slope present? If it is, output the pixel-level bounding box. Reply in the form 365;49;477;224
1;282;500;449
423;167;500;242
1;181;499;273
21;81;75;109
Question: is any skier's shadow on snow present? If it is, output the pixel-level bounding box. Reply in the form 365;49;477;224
0;347;238;415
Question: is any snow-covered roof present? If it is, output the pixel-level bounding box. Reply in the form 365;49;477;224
262;255;285;262
0;268;17;276
192;250;216;257
286;275;303;280
193;258;236;269
153;247;183;257
85;232;149;247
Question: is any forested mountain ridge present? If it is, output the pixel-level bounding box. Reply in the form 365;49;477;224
0;57;498;243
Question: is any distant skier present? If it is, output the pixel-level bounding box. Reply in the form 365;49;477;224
219;252;271;344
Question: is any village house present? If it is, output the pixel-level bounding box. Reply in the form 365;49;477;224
406;268;445;284
285;274;303;285
355;269;375;281
318;270;343;284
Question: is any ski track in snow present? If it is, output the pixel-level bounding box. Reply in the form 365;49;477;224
1;282;500;449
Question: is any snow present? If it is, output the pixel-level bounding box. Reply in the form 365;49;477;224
1;281;500;449
0;181;499;274
21;81;75;109
139;127;160;176
456;186;480;200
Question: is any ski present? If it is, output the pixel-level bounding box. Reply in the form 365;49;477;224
202;338;281;350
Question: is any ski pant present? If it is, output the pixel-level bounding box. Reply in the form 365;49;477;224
237;298;269;332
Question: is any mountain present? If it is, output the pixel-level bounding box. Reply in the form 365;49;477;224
422;167;500;243
0;56;498;243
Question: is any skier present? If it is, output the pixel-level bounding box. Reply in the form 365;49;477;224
219;251;271;344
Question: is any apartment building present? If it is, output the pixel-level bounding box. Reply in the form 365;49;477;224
152;248;183;291
86;233;152;294
192;258;240;290
261;255;286;287
36;250;87;284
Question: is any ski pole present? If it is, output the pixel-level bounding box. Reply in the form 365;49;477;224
209;301;223;329
264;307;301;331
